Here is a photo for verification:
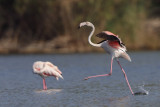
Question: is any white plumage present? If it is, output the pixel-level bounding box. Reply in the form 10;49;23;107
33;61;63;90
79;21;134;95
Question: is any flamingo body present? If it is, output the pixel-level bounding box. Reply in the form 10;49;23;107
100;40;131;61
33;61;63;90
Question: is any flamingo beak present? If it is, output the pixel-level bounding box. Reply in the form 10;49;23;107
78;25;80;29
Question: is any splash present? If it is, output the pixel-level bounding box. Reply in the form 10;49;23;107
139;85;149;95
134;85;149;95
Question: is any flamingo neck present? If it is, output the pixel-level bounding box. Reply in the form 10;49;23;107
88;24;101;47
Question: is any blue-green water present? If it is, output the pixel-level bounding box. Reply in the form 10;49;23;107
0;51;160;107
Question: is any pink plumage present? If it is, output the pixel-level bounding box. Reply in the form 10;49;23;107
33;61;63;90
103;31;118;37
79;21;134;95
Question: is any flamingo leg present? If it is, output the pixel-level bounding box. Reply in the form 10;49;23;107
43;78;47;90
116;58;134;95
84;58;113;80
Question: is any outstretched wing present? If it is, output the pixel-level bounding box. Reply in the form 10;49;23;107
96;31;120;41
96;31;125;47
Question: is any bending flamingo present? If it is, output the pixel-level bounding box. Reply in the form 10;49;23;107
33;61;63;90
78;21;134;95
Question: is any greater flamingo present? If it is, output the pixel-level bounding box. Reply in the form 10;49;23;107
78;21;134;95
33;61;63;90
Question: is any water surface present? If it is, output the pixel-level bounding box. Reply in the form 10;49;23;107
0;51;160;107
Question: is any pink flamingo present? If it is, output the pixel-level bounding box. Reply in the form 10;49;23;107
78;21;134;95
33;61;63;90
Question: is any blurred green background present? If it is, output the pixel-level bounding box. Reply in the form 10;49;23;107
0;0;159;54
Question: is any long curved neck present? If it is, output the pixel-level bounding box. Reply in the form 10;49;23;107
88;24;101;47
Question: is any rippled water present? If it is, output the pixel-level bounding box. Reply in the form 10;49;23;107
0;51;160;107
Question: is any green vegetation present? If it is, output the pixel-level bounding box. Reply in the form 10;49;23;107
0;0;159;54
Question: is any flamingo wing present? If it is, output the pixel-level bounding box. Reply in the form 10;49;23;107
96;31;125;47
42;62;63;80
96;31;120;41
46;62;62;75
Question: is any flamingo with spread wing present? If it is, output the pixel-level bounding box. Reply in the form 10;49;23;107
78;21;134;95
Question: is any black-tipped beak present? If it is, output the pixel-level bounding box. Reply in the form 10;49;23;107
78;26;80;29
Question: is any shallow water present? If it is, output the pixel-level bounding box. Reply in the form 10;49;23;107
0;51;160;107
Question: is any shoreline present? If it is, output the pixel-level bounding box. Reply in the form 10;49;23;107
0;45;159;54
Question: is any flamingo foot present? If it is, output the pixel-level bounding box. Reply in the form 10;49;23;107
43;86;47;90
84;77;89;80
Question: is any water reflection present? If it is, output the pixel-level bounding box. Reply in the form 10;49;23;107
35;89;63;94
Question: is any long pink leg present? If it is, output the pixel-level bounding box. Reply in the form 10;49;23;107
116;59;134;95
43;78;47;90
84;58;113;80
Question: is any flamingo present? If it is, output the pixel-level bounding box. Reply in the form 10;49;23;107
33;61;63;90
78;21;134;95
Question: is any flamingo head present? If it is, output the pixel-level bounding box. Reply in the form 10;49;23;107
78;21;93;29
33;61;44;74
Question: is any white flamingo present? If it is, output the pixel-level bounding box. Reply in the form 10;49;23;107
33;61;63;90
78;21;134;95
